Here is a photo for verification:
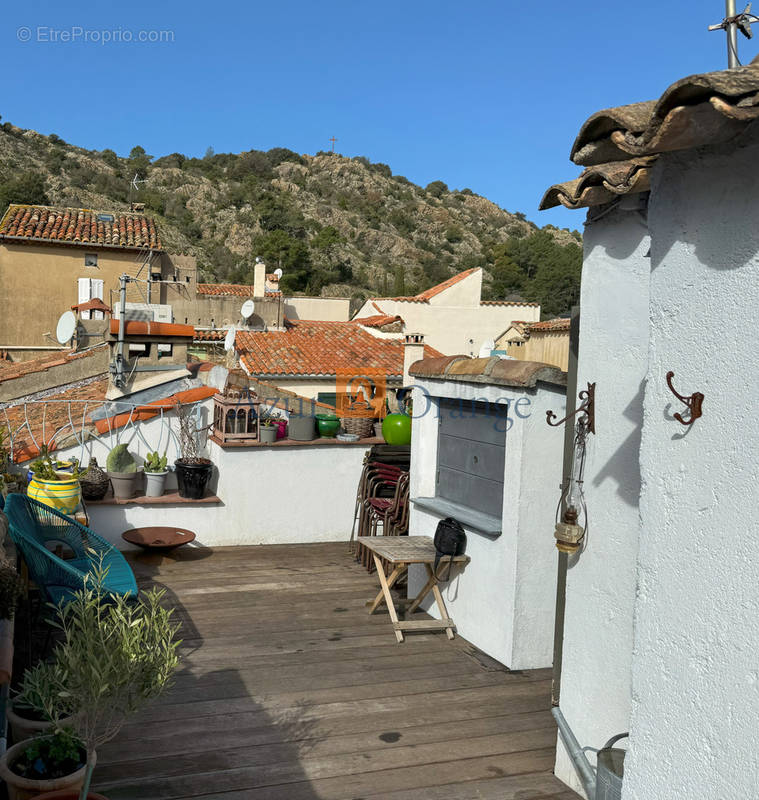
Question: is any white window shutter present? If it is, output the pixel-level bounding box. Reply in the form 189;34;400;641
91;279;104;320
78;278;92;320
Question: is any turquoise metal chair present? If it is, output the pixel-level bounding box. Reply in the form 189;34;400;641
4;494;137;606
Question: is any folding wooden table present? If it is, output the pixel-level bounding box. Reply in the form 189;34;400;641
357;535;469;643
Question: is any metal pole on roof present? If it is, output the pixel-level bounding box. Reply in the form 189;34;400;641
115;274;128;388
726;0;740;67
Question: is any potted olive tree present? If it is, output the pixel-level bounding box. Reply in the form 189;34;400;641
2;559;180;800
143;451;168;498
174;402;213;499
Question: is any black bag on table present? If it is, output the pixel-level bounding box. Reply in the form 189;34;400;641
433;517;466;581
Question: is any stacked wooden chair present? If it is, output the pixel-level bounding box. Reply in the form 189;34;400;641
350;445;410;572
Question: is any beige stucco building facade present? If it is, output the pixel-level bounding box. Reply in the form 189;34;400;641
352;267;540;357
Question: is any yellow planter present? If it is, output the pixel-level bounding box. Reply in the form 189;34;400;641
27;473;81;515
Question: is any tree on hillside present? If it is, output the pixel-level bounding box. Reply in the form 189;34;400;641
0;171;49;211
127;146;152;180
488;230;582;316
425;180;448;198
393;264;406;296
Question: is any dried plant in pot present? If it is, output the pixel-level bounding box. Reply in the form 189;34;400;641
9;557;180;800
173;401;213;499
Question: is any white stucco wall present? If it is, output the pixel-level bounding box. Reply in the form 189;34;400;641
407;376;565;669
357;299;540;357
622;141;759;800
48;403;368;549
285;296;351;321
354;270;540;357
553;205;651;796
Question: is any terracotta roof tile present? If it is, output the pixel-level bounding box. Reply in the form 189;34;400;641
354;313;404;328
540;158;656;210
0;205;161;250
235;319;442;377
371;268;481;304
526;319;571;332
3;376;110;462
193;329;227;341
71;297;113;315
108;320;194;338
197;283;256;297
480;300;541;307
570;63;759;167
0;345;107;385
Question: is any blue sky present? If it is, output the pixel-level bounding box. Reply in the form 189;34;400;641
2;1;753;230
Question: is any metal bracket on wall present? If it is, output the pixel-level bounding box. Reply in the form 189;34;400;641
546;382;595;434
666;371;704;426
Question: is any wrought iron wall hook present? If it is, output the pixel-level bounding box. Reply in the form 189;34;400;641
666;371;704;426
546;382;596;434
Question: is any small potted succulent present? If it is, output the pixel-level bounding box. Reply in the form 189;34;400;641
7;558;180;800
174;402;213;499
143;451;168;498
27;446;82;515
259;418;277;444
105;444;142;500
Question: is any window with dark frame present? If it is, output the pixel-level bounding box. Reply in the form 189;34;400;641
435;398;508;519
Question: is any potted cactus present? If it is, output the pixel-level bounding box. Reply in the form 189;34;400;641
259;419;277;444
143;451;168;498
105;444;141;500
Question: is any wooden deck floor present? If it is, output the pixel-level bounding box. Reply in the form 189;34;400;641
95;542;577;800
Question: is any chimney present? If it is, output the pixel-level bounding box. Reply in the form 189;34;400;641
403;333;425;385
253;257;266;298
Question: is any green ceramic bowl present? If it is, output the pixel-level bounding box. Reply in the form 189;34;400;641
315;414;340;438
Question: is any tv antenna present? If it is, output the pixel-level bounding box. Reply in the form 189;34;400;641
55;311;77;345
709;2;758;67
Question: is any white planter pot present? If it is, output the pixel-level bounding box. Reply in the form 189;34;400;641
144;470;168;498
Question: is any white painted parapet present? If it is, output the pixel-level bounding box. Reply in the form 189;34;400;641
553;204;651;796
407;356;566;670
623;141;759;800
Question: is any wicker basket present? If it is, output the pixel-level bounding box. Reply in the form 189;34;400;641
79;457;110;501
340;401;375;439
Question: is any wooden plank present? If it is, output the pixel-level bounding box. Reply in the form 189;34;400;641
94;542;574;800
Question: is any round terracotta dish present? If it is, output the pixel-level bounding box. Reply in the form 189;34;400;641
121;527;196;551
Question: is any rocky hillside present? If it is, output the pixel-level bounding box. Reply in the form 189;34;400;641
0;121;582;315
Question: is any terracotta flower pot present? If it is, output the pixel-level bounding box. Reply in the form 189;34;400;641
6;702;76;746
0;738;95;800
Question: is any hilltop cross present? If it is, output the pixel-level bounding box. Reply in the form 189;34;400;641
329;136;337;153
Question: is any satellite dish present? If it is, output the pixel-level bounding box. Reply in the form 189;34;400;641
224;327;236;352
478;339;495;359
241;300;255;319
56;311;77;345
273;268;283;279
